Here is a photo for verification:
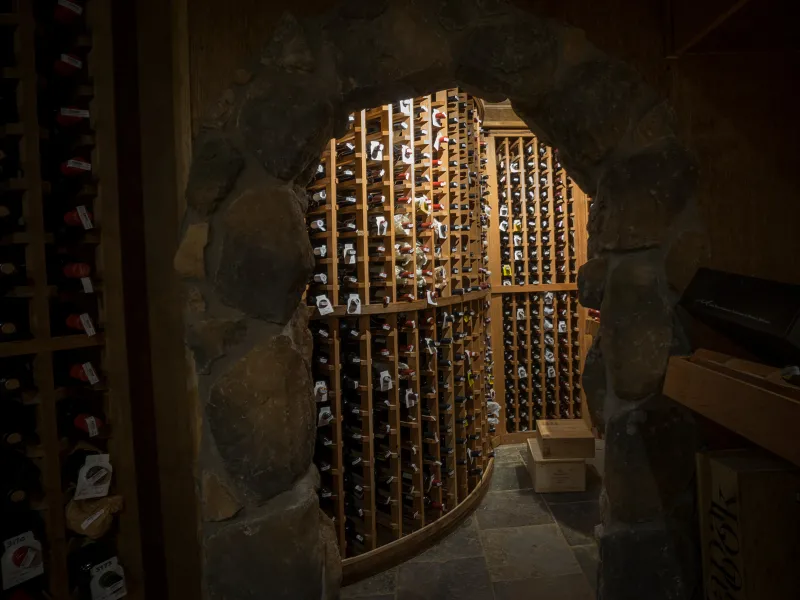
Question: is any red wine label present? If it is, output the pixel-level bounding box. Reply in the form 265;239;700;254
2;532;44;590
63;262;91;278
58;107;90;126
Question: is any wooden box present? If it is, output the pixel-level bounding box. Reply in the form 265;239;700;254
697;449;800;600
527;439;586;493
535;419;595;459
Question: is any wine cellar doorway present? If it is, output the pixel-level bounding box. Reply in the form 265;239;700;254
175;2;703;599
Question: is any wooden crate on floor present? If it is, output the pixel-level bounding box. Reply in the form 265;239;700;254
527;438;586;493
536;419;595;459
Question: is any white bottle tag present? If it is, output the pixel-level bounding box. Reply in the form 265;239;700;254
75;455;112;500
81;277;95;293
315;295;334;315
399;99;412;115
499;220;509;232
85;416;99;438
558;321;567;333
545;349;555;364
317;406;333;427
75;205;94;230
89;557;127;600
346;295;362;315
81;508;106;531
544;306;554;316
67;159;91;171
343;243;356;265
379;371;393;391
424;338;436;355
514;250;523;261
314;381;328;403
547;366;556;379
58;0;84;14
2;531;44;589
60;54;83;69
544;292;554;305
82;362;100;385
60;107;90;118
499;205;508;217
314;244;327;257
426;290;438;306
544;319;554;331
368;140;384;161
80;313;97;337
516;308;525;321
513;235;522;246
545;335;554;346
405;389;416;408
374;216;387;236
517;366;527;379
435;220;447;240
502;280;511;286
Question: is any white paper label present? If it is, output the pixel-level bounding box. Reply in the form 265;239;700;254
405;389;416;408
317;407;333;428
399;99;412;115
314;381;328;403
315;295;334;315
60;107;90;119
424;338;436;355
558;321;567;333
75;456;112;500
545;349;555;364
79;313;97;337
498;220;509;232
516;308;525;321
374;216;387;236
60;54;83;69
58;0;84;14
314;244;327;257
547;366;556;379
89;557;127;600
85;415;99;438
544;292;554;305
2;532;44;590
367;140;384;161
343;243;356;265
517;366;527;379
514;250;523;261
83;362;100;385
544;319;554;331
81;509;105;531
81;277;95;293
499;205;508;217
426;290;438;306
435;220;447;240
379;371;393;392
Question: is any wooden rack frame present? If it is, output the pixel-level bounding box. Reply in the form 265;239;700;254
485;132;591;434
1;2;143;598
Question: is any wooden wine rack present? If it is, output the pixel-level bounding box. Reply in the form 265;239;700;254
485;132;591;434
1;2;142;598
306;90;496;561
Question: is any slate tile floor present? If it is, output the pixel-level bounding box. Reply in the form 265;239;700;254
341;443;601;600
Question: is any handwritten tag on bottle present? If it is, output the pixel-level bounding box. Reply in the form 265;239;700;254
82;362;100;385
85;416;99;438
315;295;333;316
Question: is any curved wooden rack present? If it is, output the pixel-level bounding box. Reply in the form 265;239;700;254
309;289;490;319
342;458;495;586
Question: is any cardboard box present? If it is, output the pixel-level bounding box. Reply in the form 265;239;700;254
535;419;595;459
697;449;800;600
527;439;585;493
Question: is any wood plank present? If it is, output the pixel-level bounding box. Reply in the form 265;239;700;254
663;356;800;466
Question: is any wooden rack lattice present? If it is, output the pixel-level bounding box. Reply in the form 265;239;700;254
306;89;495;558
1;1;142;598
485;132;591;434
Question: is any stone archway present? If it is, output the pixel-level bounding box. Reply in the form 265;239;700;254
174;1;702;598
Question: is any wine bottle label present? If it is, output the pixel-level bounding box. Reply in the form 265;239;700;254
79;313;97;336
80;508;106;531
547;366;557;379
60;107;90;118
317;406;333;428
60;54;83;68
378;371;392;392
75;455;112;500
82;361;100;385
85;415;100;438
58;0;84;14
342;243;356;264
346;294;361;315
367;140;384;161
2;531;44;589
67;158;91;171
89;557;127;600
315;295;333;316
558;321;567;333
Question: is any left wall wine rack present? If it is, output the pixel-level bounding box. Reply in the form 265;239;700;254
1;2;142;598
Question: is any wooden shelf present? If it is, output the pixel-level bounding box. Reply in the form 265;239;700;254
663;350;800;466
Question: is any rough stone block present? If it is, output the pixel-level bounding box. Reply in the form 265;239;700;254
185;134;244;216
600;253;672;401
453;14;559;101
282;304;314;365
599;520;699;600
212;183;314;325
581;336;606;434
589;139;698;253
201;470;242;522
174;223;209;279
603;397;698;524
203;468;323;600
319;510;341;600
532;59;658;192
187;318;247;375
577;257;607;309
207;335;315;503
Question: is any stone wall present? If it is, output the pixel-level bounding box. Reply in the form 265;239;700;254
176;1;702;598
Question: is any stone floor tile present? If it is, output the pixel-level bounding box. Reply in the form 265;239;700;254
396;556;493;600
341;567;397;598
490;464;534;492
540;466;602;505
572;544;599;592
410;516;483;562
494;448;524;464
549;502;600;547
481;524;582;582
492;573;594;600
476;490;553;530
